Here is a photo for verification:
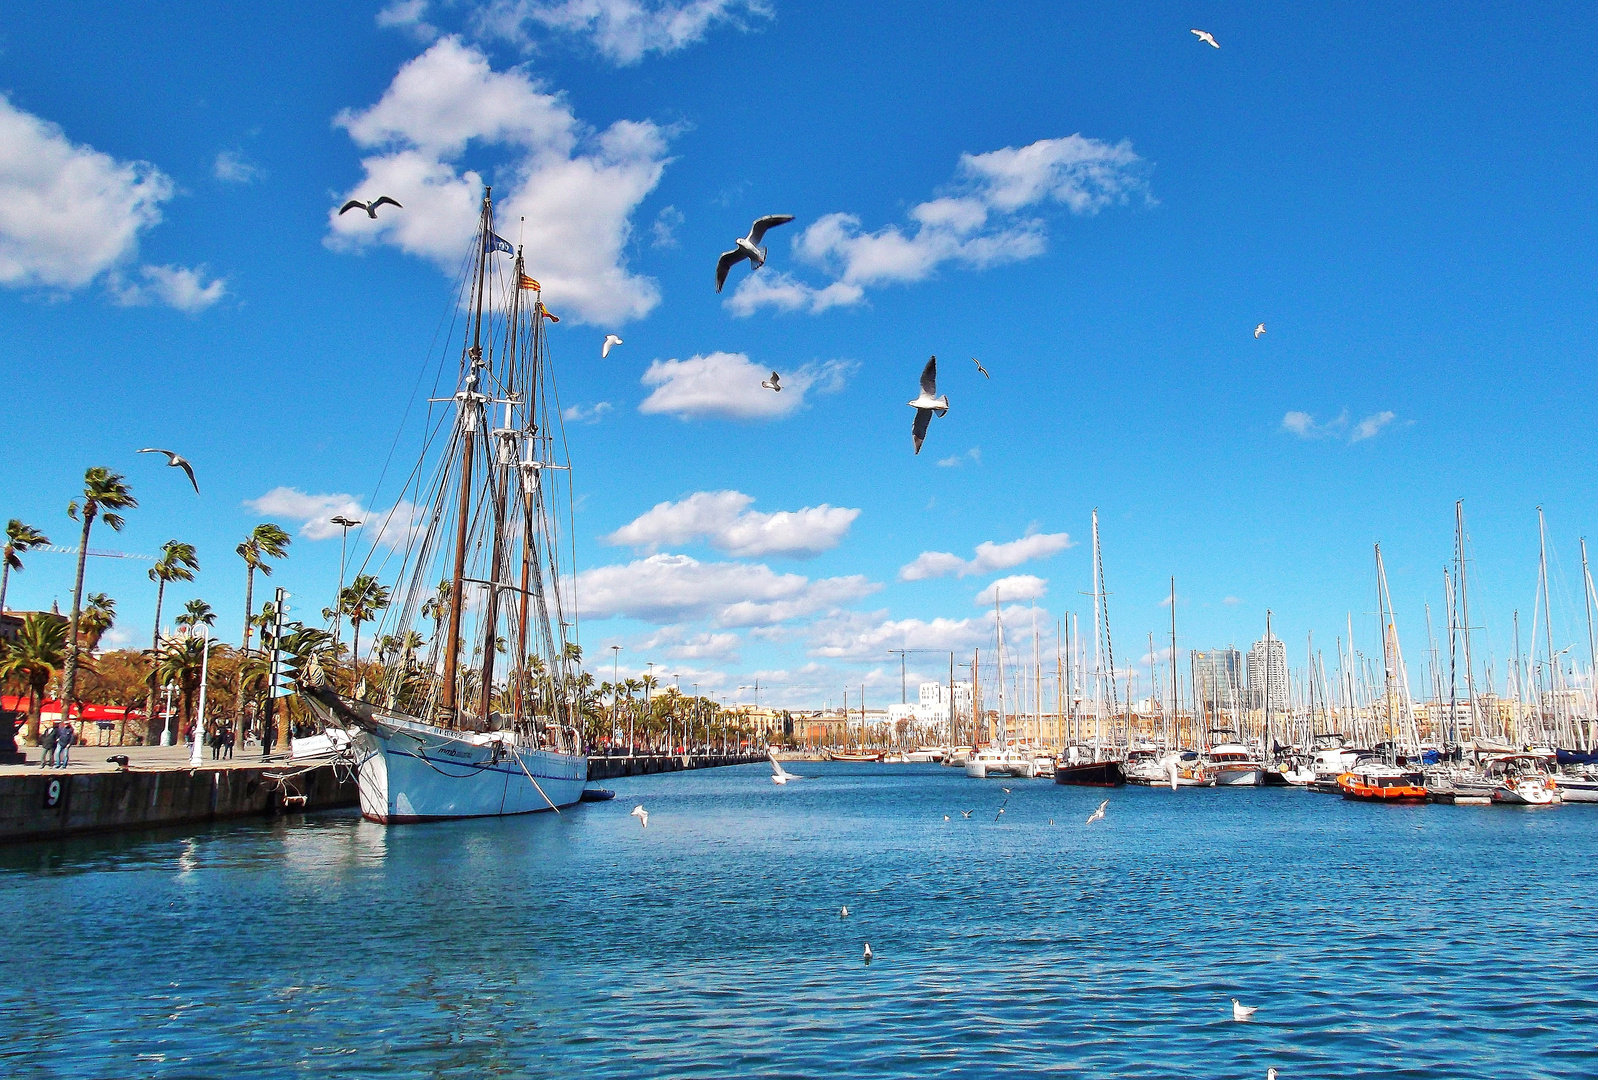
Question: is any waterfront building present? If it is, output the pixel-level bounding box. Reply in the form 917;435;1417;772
1246;637;1288;709
1191;648;1243;715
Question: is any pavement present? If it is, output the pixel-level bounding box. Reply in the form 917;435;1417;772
0;742;297;777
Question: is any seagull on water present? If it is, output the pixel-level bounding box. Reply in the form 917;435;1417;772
1267;1070;1278;1080
602;334;623;358
715;214;795;292
944;815;950;821
761;371;782;392
137;448;199;494
1191;28;1220;48
1254;323;1267;338
909;356;949;455
1086;799;1108;824
841;906;849;917
972;357;989;379
631;805;649;828
339;196;402;218
1232;998;1258;1021
863;943;873;964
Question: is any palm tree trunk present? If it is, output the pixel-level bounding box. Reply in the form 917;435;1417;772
146;579;166;744
26;682;42;745
0;557;11;615
60;511;94;726
351;620;361;696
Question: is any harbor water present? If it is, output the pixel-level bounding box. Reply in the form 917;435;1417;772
4;762;1596;1079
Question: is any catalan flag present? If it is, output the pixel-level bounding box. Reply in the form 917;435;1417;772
517;273;541;291
535;302;559;323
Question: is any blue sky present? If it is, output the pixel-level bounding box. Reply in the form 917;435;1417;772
3;2;1598;708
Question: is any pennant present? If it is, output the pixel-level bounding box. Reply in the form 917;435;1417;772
518;273;541;291
535;302;560;323
484;232;514;255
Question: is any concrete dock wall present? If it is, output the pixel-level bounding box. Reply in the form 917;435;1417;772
586;753;764;780
0;764;357;844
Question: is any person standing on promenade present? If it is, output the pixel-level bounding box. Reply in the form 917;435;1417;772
39;722;58;768
56;721;74;768
223;725;234;760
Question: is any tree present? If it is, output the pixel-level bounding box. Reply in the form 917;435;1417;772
61;468;137;716
338;573;391;694
176;598;216;628
79;593;117;653
1;519;50;615
0;613;68;744
146;540;198;741
235;523;290;735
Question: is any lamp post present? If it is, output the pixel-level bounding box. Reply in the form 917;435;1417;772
189;625;211;767
330;515;362;684
610;644;622;751
644;661;655;752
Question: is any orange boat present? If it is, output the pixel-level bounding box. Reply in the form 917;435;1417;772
1337;764;1429;802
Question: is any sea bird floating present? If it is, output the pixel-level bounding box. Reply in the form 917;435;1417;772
715;214;795;292
1086;799;1108;824
602;334;623;358
1232;998;1258;1021
137;448;199;494
1254;323;1266;338
863;943;873;963
761;371;782;392
1191;28;1219;47
338;196;402;218
841;906;850;918
972;357;989;378
1267;1070;1278;1080
631;805;649;828
908;356;949;455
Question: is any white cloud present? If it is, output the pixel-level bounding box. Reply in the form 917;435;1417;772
577;552;878;626
728;134;1148;315
0;93;215;312
651;204;683;247
606;490;859;558
937;447;981;468
900;528;1074;581
112;264;227;313
638;352;853;420
562;401;613;423
474;0;771;65
808;603;1050;662
1351;410;1397;442
377;0;441;39
1282;409;1401;443
329;37;669;325
975;575;1047;605
213;150;262;184
637;626;742;662
244;488;426;552
1222;596;1242;606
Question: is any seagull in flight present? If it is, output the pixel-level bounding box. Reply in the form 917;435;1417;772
1231;998;1258;1021
770;752;802;784
908;356;949;455
972;357;989;379
630;805;649;828
1191;28;1220;48
761;371;782;392
1254;323;1267;338
602;334;623;358
1086;799;1108;824
960;809;974;818
715;214;795;292
338;196;402;219
137;448;199;494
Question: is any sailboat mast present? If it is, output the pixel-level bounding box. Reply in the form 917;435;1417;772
994;590;1006;748
1169;576;1178;750
1091;511;1103;759
1583;538;1596;751
441;187;493;719
1538;506;1558;744
1455;501;1480;738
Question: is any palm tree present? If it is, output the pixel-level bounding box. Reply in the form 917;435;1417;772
235;523;290;733
338;573;391;693
145;540;198;741
60;468;137;716
154;634;221;744
0;613;68;744
79;593;117;652
1;519;50;615
176;598;216;629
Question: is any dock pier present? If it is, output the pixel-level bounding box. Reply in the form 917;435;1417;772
0;745;765;843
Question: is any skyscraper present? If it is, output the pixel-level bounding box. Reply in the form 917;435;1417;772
1191;648;1243;716
1246;636;1289;709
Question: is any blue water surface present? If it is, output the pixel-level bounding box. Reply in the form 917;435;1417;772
3;762;1595;1079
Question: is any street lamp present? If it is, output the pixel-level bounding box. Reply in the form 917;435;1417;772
610;644;622;751
644;661;655;752
329;515;362;662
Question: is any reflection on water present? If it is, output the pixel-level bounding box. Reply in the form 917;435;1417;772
4;763;1598;1079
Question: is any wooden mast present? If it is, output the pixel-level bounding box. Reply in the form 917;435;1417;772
477;243;525;720
441;187;492;720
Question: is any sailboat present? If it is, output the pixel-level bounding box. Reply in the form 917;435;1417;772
301;188;589;823
1056;510;1125;787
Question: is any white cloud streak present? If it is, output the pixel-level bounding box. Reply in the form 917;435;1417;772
111;264;227;313
638;352;853;420
1282;409;1401;443
577;553;878;627
606;490;859;558
328;37;668;325
474;0;771;65
213;150;262;184
562;401;612;423
900;528;1074;581
244;487;423;551
974;574;1047;605
808;603;1051;662
727;134;1149;315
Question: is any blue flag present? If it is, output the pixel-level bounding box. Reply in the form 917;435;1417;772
484;232;513;255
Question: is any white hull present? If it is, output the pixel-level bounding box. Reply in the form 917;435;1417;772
1214;767;1265;786
966;751;1036;778
1553;777;1598;803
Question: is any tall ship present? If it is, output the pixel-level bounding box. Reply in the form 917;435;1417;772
303;188;589;822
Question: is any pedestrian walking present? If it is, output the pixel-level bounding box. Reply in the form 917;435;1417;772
210;723;221;760
55;721;75;768
38;722;58;768
223;726;235;760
